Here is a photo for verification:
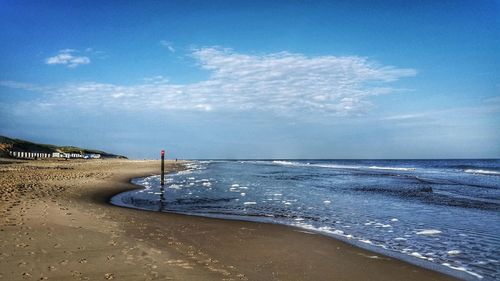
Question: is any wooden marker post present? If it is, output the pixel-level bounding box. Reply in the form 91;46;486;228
160;150;165;186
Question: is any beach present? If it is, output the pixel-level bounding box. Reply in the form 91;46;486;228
0;159;459;281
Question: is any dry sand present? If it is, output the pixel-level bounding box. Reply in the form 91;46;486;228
0;159;459;280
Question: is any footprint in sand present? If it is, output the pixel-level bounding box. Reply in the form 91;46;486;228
59;259;69;265
104;273;114;280
48;265;56;271
53;243;61;248
78;258;87;264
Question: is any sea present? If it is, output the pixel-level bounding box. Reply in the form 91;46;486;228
111;159;500;280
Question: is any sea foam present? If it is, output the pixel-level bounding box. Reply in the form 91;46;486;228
416;229;442;235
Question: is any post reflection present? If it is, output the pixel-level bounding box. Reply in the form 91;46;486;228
159;186;166;212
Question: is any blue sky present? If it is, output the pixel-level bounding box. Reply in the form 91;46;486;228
0;1;499;159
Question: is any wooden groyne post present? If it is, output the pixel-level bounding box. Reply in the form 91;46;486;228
160;149;165;186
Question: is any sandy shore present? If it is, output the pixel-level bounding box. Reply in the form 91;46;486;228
0;159;459;280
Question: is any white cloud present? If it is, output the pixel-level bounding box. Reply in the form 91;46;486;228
10;47;416;115
45;49;91;68
160;40;175;53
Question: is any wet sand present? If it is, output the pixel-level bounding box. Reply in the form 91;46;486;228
0;159;459;280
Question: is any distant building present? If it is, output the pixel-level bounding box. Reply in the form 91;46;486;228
8;150;86;159
9;151;51;159
52;152;83;158
84;153;101;159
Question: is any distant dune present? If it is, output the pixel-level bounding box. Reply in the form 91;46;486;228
0;135;127;159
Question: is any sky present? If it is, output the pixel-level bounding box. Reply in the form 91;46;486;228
0;0;499;159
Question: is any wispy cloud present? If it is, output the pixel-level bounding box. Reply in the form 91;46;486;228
378;98;500;128
9;47;416;115
45;49;90;68
0;80;37;90
160;40;175;53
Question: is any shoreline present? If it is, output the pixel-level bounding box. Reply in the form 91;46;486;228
0;159;460;280
116;170;471;281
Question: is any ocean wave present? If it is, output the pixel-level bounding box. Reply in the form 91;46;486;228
441;263;483;280
271;160;357;169
464;169;500;176
271;160;305;166
271;161;415;172
368;166;416;171
354;186;433;195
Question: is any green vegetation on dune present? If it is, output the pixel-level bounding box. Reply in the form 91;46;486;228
0;135;127;159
